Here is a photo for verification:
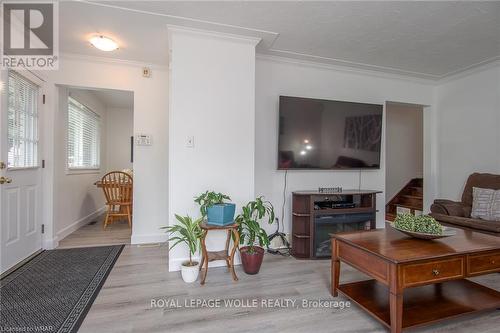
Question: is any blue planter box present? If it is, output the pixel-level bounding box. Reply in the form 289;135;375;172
207;203;236;226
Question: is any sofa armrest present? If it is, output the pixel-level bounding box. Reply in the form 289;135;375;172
430;200;466;217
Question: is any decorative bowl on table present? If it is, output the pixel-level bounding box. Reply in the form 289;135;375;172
390;224;456;239
390;213;456;240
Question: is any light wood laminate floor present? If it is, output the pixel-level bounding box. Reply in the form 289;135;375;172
58;215;131;249
58;226;500;333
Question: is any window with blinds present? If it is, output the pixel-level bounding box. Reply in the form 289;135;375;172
67;96;101;169
7;71;39;168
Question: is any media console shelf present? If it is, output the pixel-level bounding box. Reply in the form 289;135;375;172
291;190;382;259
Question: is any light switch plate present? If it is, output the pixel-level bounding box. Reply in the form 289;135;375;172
186;136;194;148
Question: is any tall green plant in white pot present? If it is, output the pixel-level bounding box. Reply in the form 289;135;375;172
162;214;203;283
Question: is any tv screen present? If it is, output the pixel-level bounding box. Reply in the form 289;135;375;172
278;96;383;170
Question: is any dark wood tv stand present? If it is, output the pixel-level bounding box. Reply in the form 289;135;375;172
291;190;381;259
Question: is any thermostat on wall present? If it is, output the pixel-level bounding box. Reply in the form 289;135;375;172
136;134;152;146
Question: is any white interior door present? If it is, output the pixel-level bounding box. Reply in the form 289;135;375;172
0;70;43;274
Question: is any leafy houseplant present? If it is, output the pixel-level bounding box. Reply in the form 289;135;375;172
235;196;275;275
394;213;443;235
161;214;203;283
194;191;235;226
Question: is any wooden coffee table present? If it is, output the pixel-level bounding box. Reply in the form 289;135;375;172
330;227;500;333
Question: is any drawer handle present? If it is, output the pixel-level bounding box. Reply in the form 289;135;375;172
432;269;440;276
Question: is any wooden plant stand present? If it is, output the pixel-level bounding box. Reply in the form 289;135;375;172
199;221;240;285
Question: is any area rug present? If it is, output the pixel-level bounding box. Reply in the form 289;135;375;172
0;245;124;333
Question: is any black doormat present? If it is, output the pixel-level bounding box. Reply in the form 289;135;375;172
0;245;124;333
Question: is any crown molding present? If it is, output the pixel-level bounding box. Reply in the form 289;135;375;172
60;52;499;88
436;57;500;84
258;52;500;84
256;53;436;85
60;53;169;71
265;49;441;81
167;25;261;47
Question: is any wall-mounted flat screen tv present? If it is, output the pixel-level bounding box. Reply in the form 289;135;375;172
278;96;383;170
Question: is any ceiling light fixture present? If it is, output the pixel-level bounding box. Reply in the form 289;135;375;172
89;35;118;51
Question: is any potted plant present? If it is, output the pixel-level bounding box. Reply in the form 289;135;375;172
235;196;275;275
161;214;203;283
194;191;235;226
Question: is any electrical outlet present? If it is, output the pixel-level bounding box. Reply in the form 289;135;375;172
142;67;151;78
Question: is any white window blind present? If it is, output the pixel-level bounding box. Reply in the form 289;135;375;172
7;71;39;168
67;96;101;169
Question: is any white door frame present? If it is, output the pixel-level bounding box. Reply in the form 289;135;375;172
384;101;438;214
39;82;135;249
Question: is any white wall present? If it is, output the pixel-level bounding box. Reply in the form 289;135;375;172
106;107;134;172
23;30;494;270
53;87;108;240
436;65;500;200
255;56;435;235
39;55;169;247
385;103;423;202
168;27;258;271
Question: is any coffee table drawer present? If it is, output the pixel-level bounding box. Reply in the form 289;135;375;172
468;252;500;275
402;257;465;287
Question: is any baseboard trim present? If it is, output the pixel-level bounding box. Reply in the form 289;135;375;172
42;236;59;250
131;233;168;245
168;254;241;272
56;206;106;242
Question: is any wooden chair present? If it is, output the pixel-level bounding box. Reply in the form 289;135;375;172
101;171;133;229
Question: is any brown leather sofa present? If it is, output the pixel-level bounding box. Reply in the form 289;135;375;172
430;173;500;235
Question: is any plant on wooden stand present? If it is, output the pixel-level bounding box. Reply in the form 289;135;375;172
194;191;235;226
194;191;230;216
161;214;203;283
235;196;275;275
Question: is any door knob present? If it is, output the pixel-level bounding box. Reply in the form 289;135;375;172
0;177;12;184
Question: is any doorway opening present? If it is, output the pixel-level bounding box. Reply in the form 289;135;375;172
385;102;424;221
55;85;134;249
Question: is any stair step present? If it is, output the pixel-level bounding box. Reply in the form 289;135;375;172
401;194;422;200
385;178;424;215
391;203;423;211
408;186;423;192
385;213;396;222
396;196;423;208
410;178;424;187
